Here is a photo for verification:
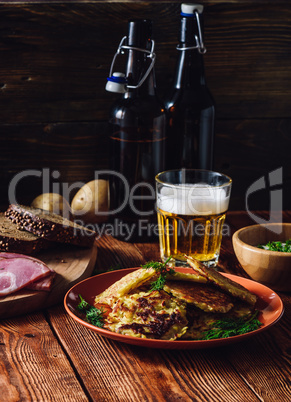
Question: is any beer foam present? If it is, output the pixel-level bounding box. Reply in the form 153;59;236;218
158;184;230;215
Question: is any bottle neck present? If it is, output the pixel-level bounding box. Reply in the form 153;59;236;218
173;14;206;89
174;49;206;88
124;19;156;98
125;47;156;97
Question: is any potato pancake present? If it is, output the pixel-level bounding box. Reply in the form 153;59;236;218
94;267;157;306
164;281;234;313
186;256;257;306
181;302;254;340
104;290;188;340
93;263;259;341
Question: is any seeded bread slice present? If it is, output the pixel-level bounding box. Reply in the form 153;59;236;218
0;213;46;255
5;204;96;248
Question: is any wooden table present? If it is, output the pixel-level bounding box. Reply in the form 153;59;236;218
1;211;290;401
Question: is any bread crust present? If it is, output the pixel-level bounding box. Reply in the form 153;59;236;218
0;213;45;254
5;204;96;248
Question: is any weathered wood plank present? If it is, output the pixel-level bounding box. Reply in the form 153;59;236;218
0;122;109;209
94;233;146;271
1;118;290;211
0;2;290;212
0;2;290;123
49;305;262;402
0;312;88;401
48;215;291;402
0;211;290;401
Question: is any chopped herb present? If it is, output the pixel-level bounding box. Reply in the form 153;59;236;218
77;295;104;328
257;239;291;253
142;256;175;291
199;311;262;340
77;294;90;310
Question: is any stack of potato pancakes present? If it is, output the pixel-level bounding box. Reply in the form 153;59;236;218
94;257;258;341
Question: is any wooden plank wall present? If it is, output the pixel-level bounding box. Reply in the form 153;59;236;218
0;1;290;212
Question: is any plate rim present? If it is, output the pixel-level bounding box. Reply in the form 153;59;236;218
64;267;284;349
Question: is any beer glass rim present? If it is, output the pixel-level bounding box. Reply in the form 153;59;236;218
155;169;232;189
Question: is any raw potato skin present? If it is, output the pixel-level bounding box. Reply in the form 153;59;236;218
31;193;71;220
71;179;109;224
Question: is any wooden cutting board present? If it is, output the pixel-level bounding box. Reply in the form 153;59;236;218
0;242;98;319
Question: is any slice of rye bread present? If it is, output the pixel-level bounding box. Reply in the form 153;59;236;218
0;213;46;255
5;204;96;248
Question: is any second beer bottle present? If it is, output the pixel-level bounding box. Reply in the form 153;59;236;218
164;3;215;171
106;19;166;240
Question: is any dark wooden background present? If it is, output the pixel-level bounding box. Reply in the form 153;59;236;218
0;0;290;212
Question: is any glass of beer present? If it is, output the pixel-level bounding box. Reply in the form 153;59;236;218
155;169;232;267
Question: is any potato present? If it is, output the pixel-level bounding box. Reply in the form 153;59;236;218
31;193;71;219
71;179;109;224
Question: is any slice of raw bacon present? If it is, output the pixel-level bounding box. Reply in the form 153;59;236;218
0;252;55;296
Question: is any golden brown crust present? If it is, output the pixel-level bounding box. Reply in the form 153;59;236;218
164;280;234;313
94;268;157;306
186;256;257;306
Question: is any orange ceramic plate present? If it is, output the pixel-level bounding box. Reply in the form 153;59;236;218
64;268;284;349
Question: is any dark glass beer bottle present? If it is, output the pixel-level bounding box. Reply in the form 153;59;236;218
106;19;166;240
164;3;215;170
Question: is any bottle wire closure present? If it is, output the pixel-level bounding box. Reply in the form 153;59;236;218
106;36;156;93
177;10;206;54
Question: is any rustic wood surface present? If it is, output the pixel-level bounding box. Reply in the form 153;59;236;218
0;243;97;320
0;1;290;211
0;210;290;401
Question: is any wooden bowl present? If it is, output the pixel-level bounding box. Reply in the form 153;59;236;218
232;223;291;292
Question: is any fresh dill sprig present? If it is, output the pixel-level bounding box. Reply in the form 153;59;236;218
78;294;90;310
150;274;168;291
199;311;262;340
77;294;104;328
257;239;291;253
142;256;175;291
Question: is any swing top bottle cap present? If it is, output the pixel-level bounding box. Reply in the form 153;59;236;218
106;72;127;93
181;3;204;15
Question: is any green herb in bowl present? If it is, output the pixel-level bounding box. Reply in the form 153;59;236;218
257;239;291;252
